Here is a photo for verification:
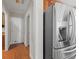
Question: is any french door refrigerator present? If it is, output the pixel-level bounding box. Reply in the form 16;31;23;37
43;3;76;59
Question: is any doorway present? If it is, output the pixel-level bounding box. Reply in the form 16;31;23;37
11;17;22;44
2;12;5;50
25;15;31;46
24;14;31;59
27;15;30;46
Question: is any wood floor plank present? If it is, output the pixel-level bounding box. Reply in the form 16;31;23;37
2;44;30;59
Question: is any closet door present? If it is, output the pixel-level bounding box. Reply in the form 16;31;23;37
11;17;22;44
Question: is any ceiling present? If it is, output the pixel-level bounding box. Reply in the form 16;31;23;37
2;0;31;17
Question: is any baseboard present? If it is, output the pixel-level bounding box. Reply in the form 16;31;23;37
10;42;24;45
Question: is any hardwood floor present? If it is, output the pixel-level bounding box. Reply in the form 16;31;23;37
2;44;30;59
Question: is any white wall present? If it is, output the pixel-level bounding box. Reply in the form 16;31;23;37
24;0;43;59
10;16;24;44
32;0;43;59
24;3;34;59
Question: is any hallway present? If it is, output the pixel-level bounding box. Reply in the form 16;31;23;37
2;0;43;59
2;44;30;59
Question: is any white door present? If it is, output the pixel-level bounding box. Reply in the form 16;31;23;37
11;17;22;44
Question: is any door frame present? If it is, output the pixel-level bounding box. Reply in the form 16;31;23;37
24;13;31;46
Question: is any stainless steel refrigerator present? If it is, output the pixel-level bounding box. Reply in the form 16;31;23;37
43;3;76;59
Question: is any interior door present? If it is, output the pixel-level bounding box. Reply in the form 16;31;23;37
11;18;18;44
11;17;22;44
